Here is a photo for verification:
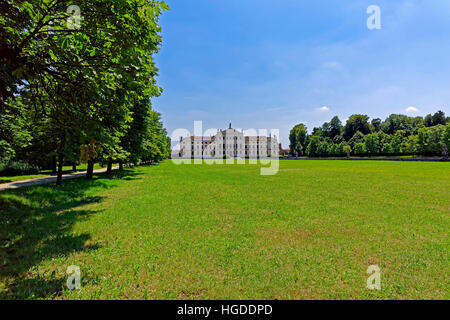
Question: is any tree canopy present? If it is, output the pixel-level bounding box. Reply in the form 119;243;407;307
1;0;171;185
289;110;449;158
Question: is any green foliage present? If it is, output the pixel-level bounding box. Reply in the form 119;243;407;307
305;136;320;156
0;160;39;176
348;131;365;148
381;114;413;135
364;133;380;154
343;114;371;140
289;111;448;158
432;111;446;126
343;145;352;158
417;125;445;154
442;123;450;148
1;0;171;182
353;143;366;155
289;124;308;156
317;140;330;156
371;118;382;132
0;97;33;159
329;116;343;139
424;111;447;127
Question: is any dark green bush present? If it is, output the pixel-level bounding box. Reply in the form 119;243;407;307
0;160;40;176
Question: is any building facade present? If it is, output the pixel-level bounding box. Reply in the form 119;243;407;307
176;125;279;159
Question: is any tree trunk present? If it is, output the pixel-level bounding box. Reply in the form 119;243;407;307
72;163;77;171
106;161;112;174
119;161;123;170
86;160;94;180
56;154;64;186
51;155;57;175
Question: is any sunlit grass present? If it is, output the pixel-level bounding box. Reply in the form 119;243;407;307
0;160;448;299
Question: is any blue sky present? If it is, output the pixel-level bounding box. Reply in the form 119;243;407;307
153;0;450;147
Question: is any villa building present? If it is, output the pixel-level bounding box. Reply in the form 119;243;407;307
176;124;279;159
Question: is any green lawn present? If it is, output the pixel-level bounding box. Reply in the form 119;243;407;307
0;160;448;299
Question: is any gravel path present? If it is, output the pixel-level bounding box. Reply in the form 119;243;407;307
0;166;119;191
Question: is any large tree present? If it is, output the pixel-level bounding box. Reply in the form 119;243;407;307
289;124;308;157
343;114;371;140
381;114;413;135
1;0;169;185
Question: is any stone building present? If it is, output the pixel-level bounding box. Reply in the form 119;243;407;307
177;124;279;159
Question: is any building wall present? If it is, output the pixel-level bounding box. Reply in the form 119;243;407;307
178;128;278;159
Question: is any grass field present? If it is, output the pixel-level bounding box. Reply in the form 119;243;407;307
0;160;448;299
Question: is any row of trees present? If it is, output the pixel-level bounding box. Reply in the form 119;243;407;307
1;0;171;185
289;111;450;158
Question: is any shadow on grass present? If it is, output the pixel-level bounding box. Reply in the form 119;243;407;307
0;169;142;299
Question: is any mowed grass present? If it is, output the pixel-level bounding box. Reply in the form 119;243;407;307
0;160;448;300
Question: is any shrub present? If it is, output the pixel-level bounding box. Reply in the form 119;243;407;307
441;123;450;149
364;133;380;154
316;141;329;156
306;136;321;156
0;160;40;176
354;143;366;156
343;145;352;159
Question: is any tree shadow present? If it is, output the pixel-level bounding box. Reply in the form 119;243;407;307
0;169;142;299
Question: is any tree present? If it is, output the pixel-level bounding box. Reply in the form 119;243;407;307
317;140;330;156
427;125;445;154
364;133;380;154
411;117;424;134
344;115;371;140
371;118;382;132
0;97;32;160
432;110;446;126
378;132;393;154
424;114;433;127
390;132;403;154
381;114;413;135
306;136;320;157
289;124;308;157
327;142;345;156
417;125;445;155
2;0;170;185
328;116;343;139
403;135;418;154
348;131;365;148
354;143;366;156
442;123;450;150
312;127;324;137
343;145;352;159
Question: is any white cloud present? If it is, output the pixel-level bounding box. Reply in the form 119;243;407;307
405;106;419;114
317;106;330;112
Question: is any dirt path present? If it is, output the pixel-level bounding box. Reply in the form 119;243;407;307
0;167;119;191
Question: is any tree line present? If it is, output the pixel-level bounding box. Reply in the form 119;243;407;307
289;111;450;159
0;1;171;185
